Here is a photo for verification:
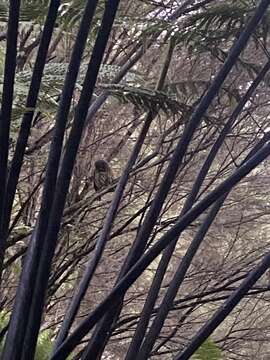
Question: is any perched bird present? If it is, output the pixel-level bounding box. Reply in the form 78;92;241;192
93;159;114;200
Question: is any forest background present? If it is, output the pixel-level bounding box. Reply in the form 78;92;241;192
1;0;270;359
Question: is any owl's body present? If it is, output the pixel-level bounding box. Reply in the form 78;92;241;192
93;160;114;199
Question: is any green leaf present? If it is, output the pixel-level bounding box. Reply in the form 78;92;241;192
191;338;222;360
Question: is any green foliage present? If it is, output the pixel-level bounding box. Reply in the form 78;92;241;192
35;329;74;359
0;310;9;328
0;313;56;360
0;46;5;76
102;83;183;115
0;0;50;23
171;1;270;51
0;61;173;133
164;80;209;100
192;338;222;360
34;330;53;360
0;0;105;27
0;310;10;354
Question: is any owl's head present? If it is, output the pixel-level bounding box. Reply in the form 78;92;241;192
94;159;109;172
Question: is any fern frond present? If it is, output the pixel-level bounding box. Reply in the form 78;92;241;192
0;0;50;22
0;0;103;25
164;80;210;99
173;1;270;48
100;84;183;114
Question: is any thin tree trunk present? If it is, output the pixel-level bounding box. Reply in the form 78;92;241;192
19;2;121;359
3;0;61;250
0;0;20;281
